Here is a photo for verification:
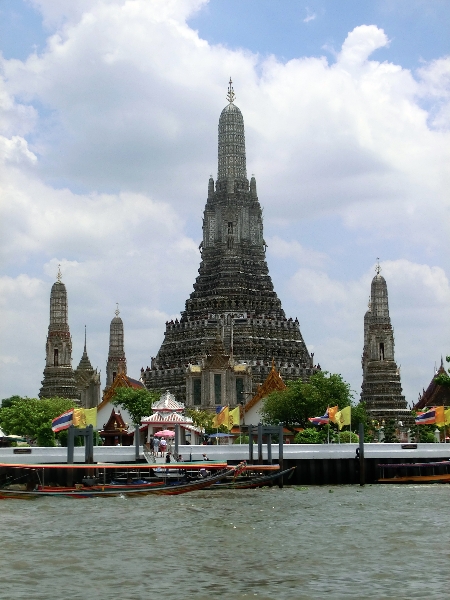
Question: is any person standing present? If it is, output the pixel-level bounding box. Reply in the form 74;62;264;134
160;436;167;457
149;436;155;456
153;436;160;457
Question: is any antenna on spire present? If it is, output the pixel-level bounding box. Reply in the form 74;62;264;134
375;258;381;275
115;303;120;317
57;264;62;282
226;77;235;103
84;325;87;352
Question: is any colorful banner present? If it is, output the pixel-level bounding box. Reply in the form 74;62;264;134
415;409;436;425
212;406;229;428
335;406;351;430
72;407;98;428
51;410;74;432
228;406;241;430
308;410;329;426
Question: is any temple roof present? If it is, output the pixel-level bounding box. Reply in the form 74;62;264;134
141;411;192;424
99;372;145;409
151;390;185;412
245;360;286;412
413;360;450;410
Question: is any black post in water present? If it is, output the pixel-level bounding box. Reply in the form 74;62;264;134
175;424;180;458
135;423;140;461
359;422;365;487
85;425;94;464
267;434;272;465
248;425;254;464
67;425;75;487
257;423;263;464
278;424;284;488
67;426;75;464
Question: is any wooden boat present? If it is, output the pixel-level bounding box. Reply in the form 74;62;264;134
378;460;450;484
210;466;296;489
0;462;242;499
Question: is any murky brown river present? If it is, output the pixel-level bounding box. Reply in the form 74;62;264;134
1;484;449;599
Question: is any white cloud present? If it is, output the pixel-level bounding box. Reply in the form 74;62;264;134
0;2;449;405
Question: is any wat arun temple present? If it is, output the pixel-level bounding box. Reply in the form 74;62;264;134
39;81;412;421
141;81;316;405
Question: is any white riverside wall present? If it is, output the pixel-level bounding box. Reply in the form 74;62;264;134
2;443;450;465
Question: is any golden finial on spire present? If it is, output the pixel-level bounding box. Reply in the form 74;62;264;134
115;302;120;317
226;77;235;103
57;264;62;282
375;258;381;275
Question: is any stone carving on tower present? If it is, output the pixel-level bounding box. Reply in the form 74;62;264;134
39;267;80;401
360;262;408;422
74;326;101;408
142;80;315;406
104;305;127;392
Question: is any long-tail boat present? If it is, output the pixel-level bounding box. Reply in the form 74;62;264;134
210;466;296;489
0;462;242;499
377;460;450;484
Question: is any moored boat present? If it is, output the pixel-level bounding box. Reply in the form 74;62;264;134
0;462;243;499
377;460;450;484
210;466;296;489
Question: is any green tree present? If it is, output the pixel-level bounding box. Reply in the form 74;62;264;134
0;395;22;408
36;424;56;447
185;409;228;435
435;356;450;387
0;397;77;438
383;419;399;443
294;427;325;444
260;371;353;428
111;387;160;425
351;403;377;442
410;423;436;443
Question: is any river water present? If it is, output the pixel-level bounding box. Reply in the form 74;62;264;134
1;484;449;599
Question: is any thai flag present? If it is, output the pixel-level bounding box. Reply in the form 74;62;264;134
415;409;436;425
308;410;329;426
51;410;74;432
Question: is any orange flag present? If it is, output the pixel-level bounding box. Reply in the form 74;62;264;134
328;406;339;424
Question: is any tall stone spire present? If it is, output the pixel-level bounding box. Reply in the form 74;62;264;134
217;78;247;185
105;304;127;390
360;264;407;421
142;83;314;405
74;326;101;408
39;267;80;401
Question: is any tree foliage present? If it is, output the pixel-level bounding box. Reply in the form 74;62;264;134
185;409;228;434
0;397;77;437
435;356;450;387
260;371;353;428
111;387;160;425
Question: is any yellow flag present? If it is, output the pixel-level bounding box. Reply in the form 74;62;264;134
228;406;241;430
73;408;86;427
217;406;229;427
328;406;339;424
84;408;97;427
335;406;351;430
445;408;450;426
435;406;445;426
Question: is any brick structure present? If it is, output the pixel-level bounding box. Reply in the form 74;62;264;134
360;264;409;423
105;305;127;392
74;327;101;408
39;267;80;401
142;81;315;406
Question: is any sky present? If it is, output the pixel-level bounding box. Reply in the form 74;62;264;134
0;0;449;406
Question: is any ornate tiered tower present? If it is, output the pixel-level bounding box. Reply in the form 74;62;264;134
105;305;127;391
74;327;101;408
142;81;314;405
360;263;408;421
39;267;80;401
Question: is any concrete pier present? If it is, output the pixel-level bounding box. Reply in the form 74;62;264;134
2;443;450;484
